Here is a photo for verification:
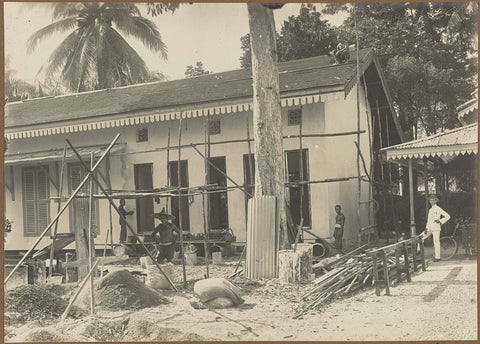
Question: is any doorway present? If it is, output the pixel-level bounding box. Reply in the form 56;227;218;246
168;160;190;231
208;156;229;229
286;149;311;227
134;163;154;232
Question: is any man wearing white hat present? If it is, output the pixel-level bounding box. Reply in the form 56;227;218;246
421;195;451;261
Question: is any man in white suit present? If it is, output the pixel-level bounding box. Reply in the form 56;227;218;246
421;194;451;261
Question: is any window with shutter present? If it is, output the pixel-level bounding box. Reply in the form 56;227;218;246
22;166;50;236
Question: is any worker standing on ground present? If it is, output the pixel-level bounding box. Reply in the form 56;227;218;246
118;198;134;243
333;205;346;251
152;208;180;263
421;195;451;262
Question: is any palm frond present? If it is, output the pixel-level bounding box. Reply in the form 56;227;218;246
103;3;141;16
61;25;95;91
102;27;150;86
110;14;167;59
27;17;77;53
42;31;80;83
52;3;84;20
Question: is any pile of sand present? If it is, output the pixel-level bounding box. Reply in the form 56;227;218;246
5;285;82;322
80;270;169;311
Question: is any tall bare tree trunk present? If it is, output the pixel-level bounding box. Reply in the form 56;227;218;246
248;3;287;249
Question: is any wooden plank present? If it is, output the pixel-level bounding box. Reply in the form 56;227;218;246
62;255;130;268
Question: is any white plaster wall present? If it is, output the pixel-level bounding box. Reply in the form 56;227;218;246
5;90;375;250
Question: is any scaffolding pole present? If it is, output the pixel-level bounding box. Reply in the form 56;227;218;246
65;137;178;291
385;112;399;241
354;3;362;241
49;145;67;278
177;119;187;288
166;127;171;213
4;134;121;285
202;119;210;278
88;152;96;315
376;100;387;243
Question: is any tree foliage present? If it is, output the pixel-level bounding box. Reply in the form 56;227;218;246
28;3;169;93
146;3;180;17
240;4;337;68
328;3;476;138
184;61;211;77
240;2;477;138
5;56;43;102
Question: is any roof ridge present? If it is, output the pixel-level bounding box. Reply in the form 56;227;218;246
385;123;478;150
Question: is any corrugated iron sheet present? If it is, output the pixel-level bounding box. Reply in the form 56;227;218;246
245;196;277;280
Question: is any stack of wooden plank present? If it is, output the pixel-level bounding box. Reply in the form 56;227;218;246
294;253;373;318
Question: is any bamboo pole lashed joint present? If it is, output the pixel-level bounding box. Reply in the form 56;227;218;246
4;134;121;285
65;138;178;292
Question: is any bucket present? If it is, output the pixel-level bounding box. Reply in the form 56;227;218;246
146;264;175;290
185;252;197;265
212;251;222;265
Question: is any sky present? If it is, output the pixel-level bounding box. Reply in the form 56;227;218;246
4;2;348;85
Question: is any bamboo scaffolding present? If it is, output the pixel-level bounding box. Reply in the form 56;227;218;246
354;4;362;246
297;116;304;245
192;145;252;198
202;119;210;278
376;100;387;242
166;127;171;213
61;258;100;320
65;138;178;292
106;130;367;158
88;152;95;315
4;134;121;285
49;145;67;278
177;119;187;288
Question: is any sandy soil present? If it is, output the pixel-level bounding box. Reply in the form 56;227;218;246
4;256;477;342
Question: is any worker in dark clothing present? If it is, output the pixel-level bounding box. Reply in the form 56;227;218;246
152;208;180;263
333;205;346;251
118;198;134;243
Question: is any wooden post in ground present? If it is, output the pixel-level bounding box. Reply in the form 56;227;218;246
88;152;96;314
177;119;187;288
166;128;171;213
408;159;416;238
202;120;210;278
297;117;304;245
247;3;287;250
49;145;67;278
354;4;362;243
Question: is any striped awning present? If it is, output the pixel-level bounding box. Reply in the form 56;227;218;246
5;142;126;165
5;92;342;140
381;123;478;161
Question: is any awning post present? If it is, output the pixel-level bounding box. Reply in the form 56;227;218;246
408;159;416;237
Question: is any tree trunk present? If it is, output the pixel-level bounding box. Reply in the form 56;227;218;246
248;3;288;250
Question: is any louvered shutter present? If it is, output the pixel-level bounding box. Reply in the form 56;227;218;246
23;169;37;235
36;168;50;235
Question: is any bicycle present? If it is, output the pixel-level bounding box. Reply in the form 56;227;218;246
439;220;477;260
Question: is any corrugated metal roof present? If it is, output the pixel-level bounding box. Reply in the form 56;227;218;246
382;123;478;160
5;49;374;129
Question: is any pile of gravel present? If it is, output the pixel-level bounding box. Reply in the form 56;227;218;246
5;284;82;322
80;270;169;311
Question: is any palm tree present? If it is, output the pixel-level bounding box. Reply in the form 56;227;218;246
27;3;168;92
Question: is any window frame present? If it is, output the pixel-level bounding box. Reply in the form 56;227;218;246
22;165;50;237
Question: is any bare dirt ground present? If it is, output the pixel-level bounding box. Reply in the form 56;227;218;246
4;255;477;342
